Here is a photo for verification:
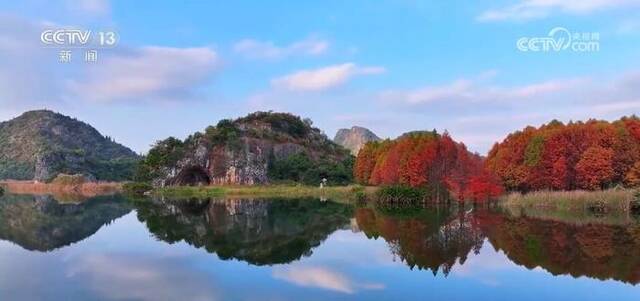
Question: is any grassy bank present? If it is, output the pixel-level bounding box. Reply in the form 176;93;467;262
0;179;122;201
502;205;638;225
500;189;639;213
150;184;378;201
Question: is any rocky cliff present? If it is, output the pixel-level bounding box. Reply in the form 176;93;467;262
0;110;139;181
334;126;381;155
140;111;352;187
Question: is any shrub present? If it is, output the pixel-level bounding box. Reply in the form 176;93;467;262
375;185;428;204
205;119;240;146
50;174;90;185
123;182;153;196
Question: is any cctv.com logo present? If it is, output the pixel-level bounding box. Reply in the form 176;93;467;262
517;27;600;53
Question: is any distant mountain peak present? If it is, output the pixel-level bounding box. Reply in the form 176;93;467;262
334;126;381;155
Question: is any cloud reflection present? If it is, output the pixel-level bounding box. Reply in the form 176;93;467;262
272;265;384;294
68;254;219;301
449;240;517;286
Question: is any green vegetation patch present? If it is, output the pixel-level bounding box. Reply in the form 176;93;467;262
524;135;545;167
375;185;428;204
123;182;153;196
147;184;375;202
268;153;354;186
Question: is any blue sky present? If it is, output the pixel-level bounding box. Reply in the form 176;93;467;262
1;0;639;154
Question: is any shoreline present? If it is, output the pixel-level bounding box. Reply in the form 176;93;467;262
499;188;639;212
0;180;123;201
149;184;378;201
146;184;639;205
497;188;640;225
3;178;637;216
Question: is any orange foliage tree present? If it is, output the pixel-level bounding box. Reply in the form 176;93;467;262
576;146;615;190
624;161;640;187
354;131;502;202
486;116;640;191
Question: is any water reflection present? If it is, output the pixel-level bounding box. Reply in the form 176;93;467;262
0;193;132;251
68;253;220;301
272;265;385;294
134;197;353;265
476;211;640;284
355;204;640;284
0;192;639;299
355;206;485;276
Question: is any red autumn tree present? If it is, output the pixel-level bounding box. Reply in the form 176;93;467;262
487;116;640;191
576;146;615;190
551;156;569;190
354;130;503;202
624;161;640;188
403;139;437;187
354;143;378;184
356;140;393;185
466;172;504;203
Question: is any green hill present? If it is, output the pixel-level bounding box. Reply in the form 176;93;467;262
0;110;139;181
138;111;353;186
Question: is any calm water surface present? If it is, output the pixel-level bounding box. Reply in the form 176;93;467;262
0;193;638;300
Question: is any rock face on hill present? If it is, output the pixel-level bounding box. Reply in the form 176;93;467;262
140;112;351;187
334;126;381;155
0;110;139;181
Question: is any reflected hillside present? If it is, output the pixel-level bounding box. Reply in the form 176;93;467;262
477;211;640;284
134;198;353;265
0;193;132;251
355;206;485;276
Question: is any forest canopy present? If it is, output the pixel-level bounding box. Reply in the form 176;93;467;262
354;131;502;202
486;116;640;191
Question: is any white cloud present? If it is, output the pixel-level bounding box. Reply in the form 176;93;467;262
383;79;474;104
71;0;111;15
233;37;328;60
376;70;640;153
272;266;384;294
68;46;220;103
0;15;63;108
591;100;640;114
0;15;222;106
478;0;640;22
379;73;585;105
247;68;640;154
271;63;385;92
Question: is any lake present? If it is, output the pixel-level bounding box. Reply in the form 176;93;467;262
0;193;638;300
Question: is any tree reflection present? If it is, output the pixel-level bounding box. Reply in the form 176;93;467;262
0;194;132;251
134;198;353;265
355;205;485;276
355;205;640;284
476;211;640;284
